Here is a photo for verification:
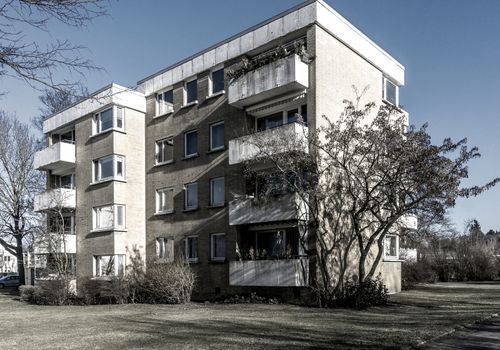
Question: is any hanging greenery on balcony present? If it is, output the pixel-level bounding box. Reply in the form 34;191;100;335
226;39;312;81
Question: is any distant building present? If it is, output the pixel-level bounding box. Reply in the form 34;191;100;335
0;248;17;273
33;0;411;301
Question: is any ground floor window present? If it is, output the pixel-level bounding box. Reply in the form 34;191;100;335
94;255;125;277
384;234;399;260
184;236;198;263
156;237;174;262
210;233;225;262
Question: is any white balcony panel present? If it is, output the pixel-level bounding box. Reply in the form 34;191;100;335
229;122;308;165
34;234;76;254
229;193;307;226
228;54;309;108
399;214;418;230
229;258;309;287
34;188;76;212
34;142;75;175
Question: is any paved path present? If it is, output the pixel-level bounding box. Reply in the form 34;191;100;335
424;316;500;349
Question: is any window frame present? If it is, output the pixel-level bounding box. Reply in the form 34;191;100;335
210;233;226;262
92;204;126;231
382;77;399;107
156;237;174;262
209;177;225;207
209;121;225;151
155;137;174;165
184;182;198;211
183;77;198;106
93;105;125;135
92;154;125;183
209;67;225;96
93;254;125;277
155;187;174;214
184;130;198;158
184;235;199;263
255;104;308;132
383;234;400;260
155;88;174;117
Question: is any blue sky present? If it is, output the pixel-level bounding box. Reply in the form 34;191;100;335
1;0;499;232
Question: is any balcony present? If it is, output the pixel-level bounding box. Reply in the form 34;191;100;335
229;192;307;226
399;214;418;230
229;122;308;165
34;188;76;212
34;234;76;254
228;54;309;108
229;258;309;287
34;142;76;175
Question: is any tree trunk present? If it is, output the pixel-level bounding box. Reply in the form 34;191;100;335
15;236;25;285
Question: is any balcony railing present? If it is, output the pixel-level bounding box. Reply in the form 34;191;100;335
229;192;307;226
34;142;76;175
34;188;76;212
229;122;308;165
229;258;309;287
33;233;76;254
228;54;309;108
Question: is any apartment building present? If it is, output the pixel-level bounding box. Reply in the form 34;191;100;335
33;0;415;301
0;248;17;274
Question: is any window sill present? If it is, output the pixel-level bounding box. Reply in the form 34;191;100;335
383;257;404;262
155;258;174;264
154;210;174;216
182;153;199;160
89;178;127;186
382;99;403;111
187;259;199;264
154;160;174;167
209;259;226;264
181;100;198;109
205;90;225;100
183;207;199;213
207;204;225;209
90;228;128;234
89;128;126;140
153;111;174;119
207;147;225;154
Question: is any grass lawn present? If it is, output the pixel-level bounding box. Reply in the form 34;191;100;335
2;282;500;349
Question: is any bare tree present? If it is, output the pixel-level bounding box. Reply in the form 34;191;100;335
0;0;108;93
0;112;44;285
244;95;499;304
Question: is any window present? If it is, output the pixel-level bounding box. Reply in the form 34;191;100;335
155;138;174;164
383;77;399;106
184;183;198;210
184;79;198;105
156;89;173;116
93;106;124;134
256;105;308;132
92;204;126;231
211;233;225;261
48;214;75;235
210;68;224;95
156;187;174;214
210;177;224;207
94;255;125;277
184;130;198;158
93;155;125;182
156;237;174;262
240;228;300;260
384;234;399;260
184;236;198;263
209;121;224;151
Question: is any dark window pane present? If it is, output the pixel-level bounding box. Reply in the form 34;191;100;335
100;157;114;179
164;90;173;104
210;123;224;150
186;80;197;103
257;112;283;131
100;108;113;131
301;104;308;124
287;109;299;124
212;69;224;94
185;132;198;156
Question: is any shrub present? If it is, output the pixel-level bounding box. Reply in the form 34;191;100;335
402;259;438;290
135;259;195;304
338;277;388;309
20;278;77;305
221;292;280;304
78;277;130;305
